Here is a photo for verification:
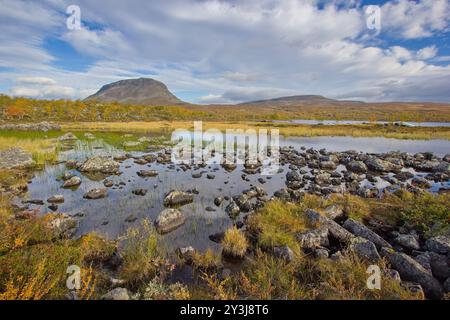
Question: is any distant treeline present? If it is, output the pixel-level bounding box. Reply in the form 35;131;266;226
1;94;450;122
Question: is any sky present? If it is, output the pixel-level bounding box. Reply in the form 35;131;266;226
0;0;450;104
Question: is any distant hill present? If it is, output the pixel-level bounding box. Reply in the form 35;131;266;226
239;95;365;107
85;78;184;105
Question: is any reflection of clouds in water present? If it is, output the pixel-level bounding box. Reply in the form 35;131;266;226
23;134;450;253
281;136;450;157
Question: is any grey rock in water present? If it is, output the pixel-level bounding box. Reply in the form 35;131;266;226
59;132;78;141
137;169;158;177
226;201;240;218
78;156;120;174
62;176;81;188
83;188;108;199
47;195;64;203
365;157;402;173
346;160;368;174
155;208;185;234
163;190;194;207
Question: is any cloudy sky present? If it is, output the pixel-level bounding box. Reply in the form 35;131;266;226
1;0;450;103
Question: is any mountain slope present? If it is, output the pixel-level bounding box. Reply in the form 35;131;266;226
239;95;365;107
85;78;184;105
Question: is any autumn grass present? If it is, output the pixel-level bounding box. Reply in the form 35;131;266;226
221;227;249;258
0;198;116;299
118;219;168;288
246;200;309;252
61;121;450;140
0;132;58;166
202;250;420;300
191;248;222;271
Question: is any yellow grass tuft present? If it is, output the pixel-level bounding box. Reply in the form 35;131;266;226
222;227;248;258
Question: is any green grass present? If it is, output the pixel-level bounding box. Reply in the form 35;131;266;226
202;250;421;300
118;219;167;288
221;227;249;258
0;197;116;299
247;200;309;252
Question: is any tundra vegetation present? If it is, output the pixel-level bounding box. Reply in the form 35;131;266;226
0;96;449;300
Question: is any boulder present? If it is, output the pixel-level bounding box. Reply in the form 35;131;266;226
47;214;78;239
319;161;337;170
343;218;392;249
380;248;443;300
346;160;368;174
323;205;344;220
123;141;141;148
176;246;196;263
62;176;81;188
226;201;240;218
47;195;64;204
83;188;108;199
101;288;130;300
273;245;295;263
425;236;450;255
62;171;74;181
0;147;35;169
315;172;331;186
163;190;194;207
132;188;147;196
155;208;185;234
296;227;330;249
428;252;450;279
214;197;224;206
313;247;329;259
59;132;78;141
305;210;354;244
78;156;120;174
394;234;421;251
349;237;380;262
137;169;158;177
365;158;401;173
444;278;450;293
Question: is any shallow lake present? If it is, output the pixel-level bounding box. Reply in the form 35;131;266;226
274;119;450;127
18;133;450;253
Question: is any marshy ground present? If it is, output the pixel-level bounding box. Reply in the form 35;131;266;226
0;122;449;300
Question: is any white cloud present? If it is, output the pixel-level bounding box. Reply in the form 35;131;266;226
381;0;450;39
416;45;438;60
11;85;75;98
17;77;57;85
0;0;449;103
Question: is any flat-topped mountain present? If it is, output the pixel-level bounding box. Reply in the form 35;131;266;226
85;78;184;105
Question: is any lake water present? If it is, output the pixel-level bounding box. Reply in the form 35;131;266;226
17;133;450;252
274;119;450;127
